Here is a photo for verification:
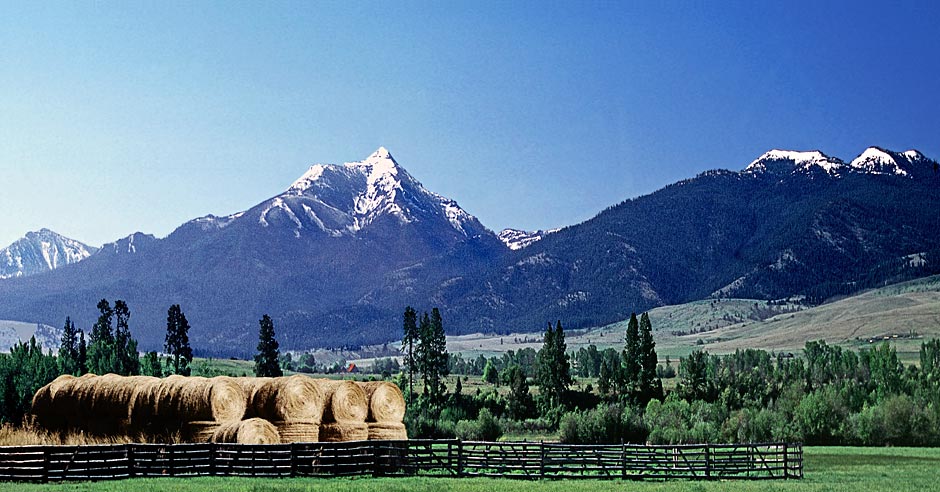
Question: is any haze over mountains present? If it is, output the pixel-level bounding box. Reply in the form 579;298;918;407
1;146;938;356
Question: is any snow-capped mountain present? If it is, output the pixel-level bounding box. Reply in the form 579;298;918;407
847;146;927;176
187;147;490;242
0;229;98;279
498;228;560;250
744;146;935;178
745;150;846;175
1;144;938;354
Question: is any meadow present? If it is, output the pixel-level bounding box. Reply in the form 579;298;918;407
3;447;938;491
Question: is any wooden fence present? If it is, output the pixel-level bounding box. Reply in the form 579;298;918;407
0;440;802;482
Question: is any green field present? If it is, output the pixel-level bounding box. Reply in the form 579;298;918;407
7;447;939;491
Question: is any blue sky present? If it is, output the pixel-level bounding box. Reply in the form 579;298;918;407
1;1;938;247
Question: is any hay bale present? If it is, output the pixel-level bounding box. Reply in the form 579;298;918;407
273;420;320;443
318;380;368;423
358;381;406;422
252;375;326;422
235;377;271;418
156;376;247;423
367;422;408;441
184;421;221;443
319;422;368;442
211;418;279;444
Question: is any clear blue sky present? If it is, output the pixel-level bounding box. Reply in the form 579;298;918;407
2;1;938;247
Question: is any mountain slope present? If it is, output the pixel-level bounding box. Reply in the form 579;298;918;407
437;147;940;334
0;149;504;354
0;145;937;354
0;229;98;279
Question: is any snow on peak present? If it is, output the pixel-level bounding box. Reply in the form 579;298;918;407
498;228;559;250
848;147;909;176
262;148;487;239
1;229;98;279
903;149;925;161
745;149;844;174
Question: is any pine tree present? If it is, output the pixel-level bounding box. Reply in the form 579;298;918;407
88;299;115;374
621;313;641;399
416;312;431;395
506;364;534;419
637;312;663;405
58;317;80;375
401;306;418;403
113;300;139;375
142;351;163;377
77;330;87;375
165;304;194;376
536;320;571;410
254;314;282;377
423;308;449;405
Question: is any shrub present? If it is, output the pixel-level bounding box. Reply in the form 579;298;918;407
455;408;502;441
559;404;647;444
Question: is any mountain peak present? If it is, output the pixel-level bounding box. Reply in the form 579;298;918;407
1;229;98;279
745;149;844;175
848;146;909;176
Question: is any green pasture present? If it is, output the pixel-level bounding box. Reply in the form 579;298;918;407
7;446;940;491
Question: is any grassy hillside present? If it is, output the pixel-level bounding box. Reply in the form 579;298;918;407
443;275;940;362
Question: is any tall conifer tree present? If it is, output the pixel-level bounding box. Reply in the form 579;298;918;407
622;313;641;398
58;317;80;375
255;314;282;377
401;306;418;403
165;304;194;376
637;312;663;404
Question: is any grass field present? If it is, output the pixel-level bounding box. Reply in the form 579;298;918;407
6;447;939;491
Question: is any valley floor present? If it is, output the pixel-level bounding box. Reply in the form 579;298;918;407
6;447;939;491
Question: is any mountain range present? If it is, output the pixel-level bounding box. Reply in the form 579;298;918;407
1;146;938;356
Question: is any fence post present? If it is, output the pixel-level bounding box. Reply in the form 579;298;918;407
539;441;545;480
126;444;135;478
372;441;380;478
290;443;297;478
621;443;627;480
456;440;463;477
782;443;788;479
208;442;216;477
42;446;49;483
704;444;710;480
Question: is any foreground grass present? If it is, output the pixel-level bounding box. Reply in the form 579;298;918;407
7;447;940;491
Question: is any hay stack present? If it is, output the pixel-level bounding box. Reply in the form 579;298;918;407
235;377;271;418
156;376;246;423
185;421;222;443
30;374;77;430
273;420;320;443
358;381;406;422
319;380;368;423
367;422;408;441
252;375;325;422
320;422;368;442
211;418;279;444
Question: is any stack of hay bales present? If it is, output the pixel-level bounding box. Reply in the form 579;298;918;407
239;375;324;443
358;381;408;440
32;374;408;444
319;380;369;442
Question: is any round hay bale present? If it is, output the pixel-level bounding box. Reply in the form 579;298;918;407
235;377;271;418
126;377;162;436
253;375;326;422
212;418;279;444
31;384;56;430
318;380;368;423
158;376;247;423
319;422;368;442
367;422;408;441
184;421;221;443
273;420;319;443
358;381;406;422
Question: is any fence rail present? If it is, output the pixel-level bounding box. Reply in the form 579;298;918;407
0;440;802;483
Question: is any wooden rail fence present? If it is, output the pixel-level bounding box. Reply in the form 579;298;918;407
0;440;803;482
